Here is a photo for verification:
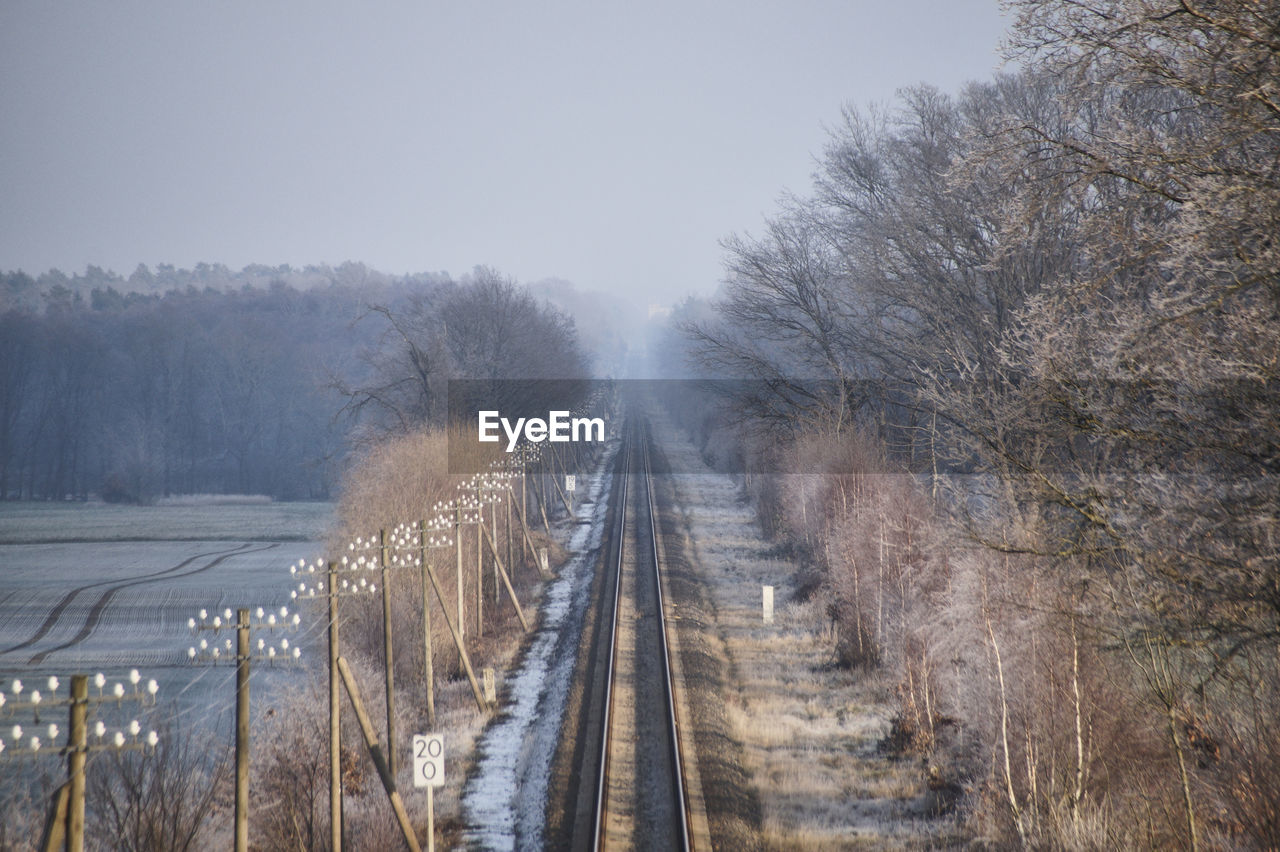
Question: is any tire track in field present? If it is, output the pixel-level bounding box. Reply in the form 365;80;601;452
0;542;254;656
0;542;274;662
25;541;281;665
25;539;282;660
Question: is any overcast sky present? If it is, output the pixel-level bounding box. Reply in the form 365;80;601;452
1;1;1008;307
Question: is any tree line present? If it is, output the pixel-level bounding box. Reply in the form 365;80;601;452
0;264;590;502
674;0;1279;846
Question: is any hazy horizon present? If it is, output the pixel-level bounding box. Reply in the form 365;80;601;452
1;1;1008;308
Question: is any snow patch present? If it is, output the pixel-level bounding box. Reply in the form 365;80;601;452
462;440;618;850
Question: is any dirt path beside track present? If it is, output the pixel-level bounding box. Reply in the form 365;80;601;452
652;415;959;850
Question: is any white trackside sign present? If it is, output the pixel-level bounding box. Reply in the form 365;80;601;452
413;734;444;788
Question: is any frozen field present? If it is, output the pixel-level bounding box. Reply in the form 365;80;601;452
0;498;330;544
0;501;332;730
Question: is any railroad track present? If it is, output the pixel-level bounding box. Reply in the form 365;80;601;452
579;418;691;850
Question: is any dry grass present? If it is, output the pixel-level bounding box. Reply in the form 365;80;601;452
331;425;558;676
255;424;565;849
719;424;1280;849
654;415;955;850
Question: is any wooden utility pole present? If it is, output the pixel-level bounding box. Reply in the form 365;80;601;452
538;471;551;533
328;562;343;852
67;674;87;852
547;454;573;515
235;608;250;852
508;484;542;574
492;496;500;607
420;557;488;712
475;506;484;637
379;529;398;779
455;506;464;640
336;658;421;852
505;487;513;579
480;522;530;632
39;786;68;852
418;520;436;728
521;468;529;563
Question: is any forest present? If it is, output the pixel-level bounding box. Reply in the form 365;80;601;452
666;0;1280;847
2;0;1275;845
0;264;593;503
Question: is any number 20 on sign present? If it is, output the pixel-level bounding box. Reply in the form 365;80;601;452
413;734;444;788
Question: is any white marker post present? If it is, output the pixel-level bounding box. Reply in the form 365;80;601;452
413;734;444;852
565;474;576;514
762;585;774;625
483;667;496;706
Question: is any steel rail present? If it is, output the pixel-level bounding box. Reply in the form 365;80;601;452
640;421;692;851
590;426;629;847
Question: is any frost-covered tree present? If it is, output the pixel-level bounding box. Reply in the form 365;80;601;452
335;267;591;441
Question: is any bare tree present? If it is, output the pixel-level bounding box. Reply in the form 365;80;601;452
333;292;451;440
334;268;590;441
685;75;1071;466
919;2;1280;845
87;721;228;852
681;2;1280;841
